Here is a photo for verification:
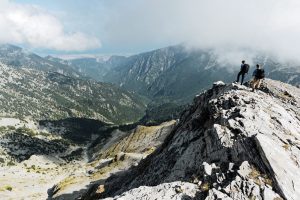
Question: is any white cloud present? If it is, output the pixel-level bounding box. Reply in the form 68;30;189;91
104;0;300;63
0;0;101;51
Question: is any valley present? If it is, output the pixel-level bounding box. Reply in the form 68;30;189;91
0;116;176;199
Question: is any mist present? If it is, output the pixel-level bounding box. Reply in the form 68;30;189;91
103;0;300;65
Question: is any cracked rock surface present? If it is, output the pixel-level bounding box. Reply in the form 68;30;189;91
86;79;300;200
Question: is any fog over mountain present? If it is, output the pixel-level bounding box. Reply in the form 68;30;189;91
2;0;300;63
102;0;300;64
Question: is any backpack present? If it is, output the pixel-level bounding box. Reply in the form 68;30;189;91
256;69;265;79
242;64;250;73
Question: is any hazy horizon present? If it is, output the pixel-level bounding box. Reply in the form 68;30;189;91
1;0;300;64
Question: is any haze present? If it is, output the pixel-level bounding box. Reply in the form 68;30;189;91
0;0;300;63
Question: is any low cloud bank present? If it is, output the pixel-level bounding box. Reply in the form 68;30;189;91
0;0;101;51
104;0;300;64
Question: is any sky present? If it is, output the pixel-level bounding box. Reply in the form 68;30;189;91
1;0;300;62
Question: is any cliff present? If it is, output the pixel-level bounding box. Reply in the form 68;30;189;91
87;79;300;200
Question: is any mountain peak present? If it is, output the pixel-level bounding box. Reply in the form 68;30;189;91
91;79;300;200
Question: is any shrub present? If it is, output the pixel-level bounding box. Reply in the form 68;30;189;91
4;185;12;191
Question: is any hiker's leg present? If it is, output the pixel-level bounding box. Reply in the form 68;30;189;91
241;73;245;85
252;78;258;89
236;71;242;82
255;79;262;89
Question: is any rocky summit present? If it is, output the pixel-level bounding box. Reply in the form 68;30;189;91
86;79;300;200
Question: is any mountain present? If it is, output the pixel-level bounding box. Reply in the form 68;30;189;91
0;62;146;124
48;45;300;126
103;46;300;103
84;79;300;200
103;46;189;95
66;45;300;105
0;44;81;77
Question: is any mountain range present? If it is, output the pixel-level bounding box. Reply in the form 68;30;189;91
59;45;300;105
1;43;300;200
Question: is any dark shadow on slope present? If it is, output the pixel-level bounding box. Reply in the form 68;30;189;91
1;118;115;162
38;118;110;145
47;178;106;200
139;102;188;126
1;131;69;162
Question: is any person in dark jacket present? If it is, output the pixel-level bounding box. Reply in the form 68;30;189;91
236;60;249;85
251;64;265;91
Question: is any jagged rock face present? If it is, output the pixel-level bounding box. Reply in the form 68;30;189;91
103;181;199;200
95;79;300;200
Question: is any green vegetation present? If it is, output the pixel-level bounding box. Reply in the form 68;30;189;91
7;161;15;166
0;68;147;124
200;182;210;191
1;185;13;191
16;127;36;136
249;166;273;186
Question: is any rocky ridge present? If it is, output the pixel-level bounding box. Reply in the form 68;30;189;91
89;79;300;200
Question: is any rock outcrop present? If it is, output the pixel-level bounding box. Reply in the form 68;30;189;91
88;79;300;200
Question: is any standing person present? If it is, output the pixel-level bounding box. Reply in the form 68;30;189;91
251;64;265;91
236;60;249;85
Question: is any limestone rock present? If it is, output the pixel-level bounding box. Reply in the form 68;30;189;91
86;79;300;200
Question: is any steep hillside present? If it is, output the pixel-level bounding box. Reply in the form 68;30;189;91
0;63;146;124
103;45;189;95
88;79;300;200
